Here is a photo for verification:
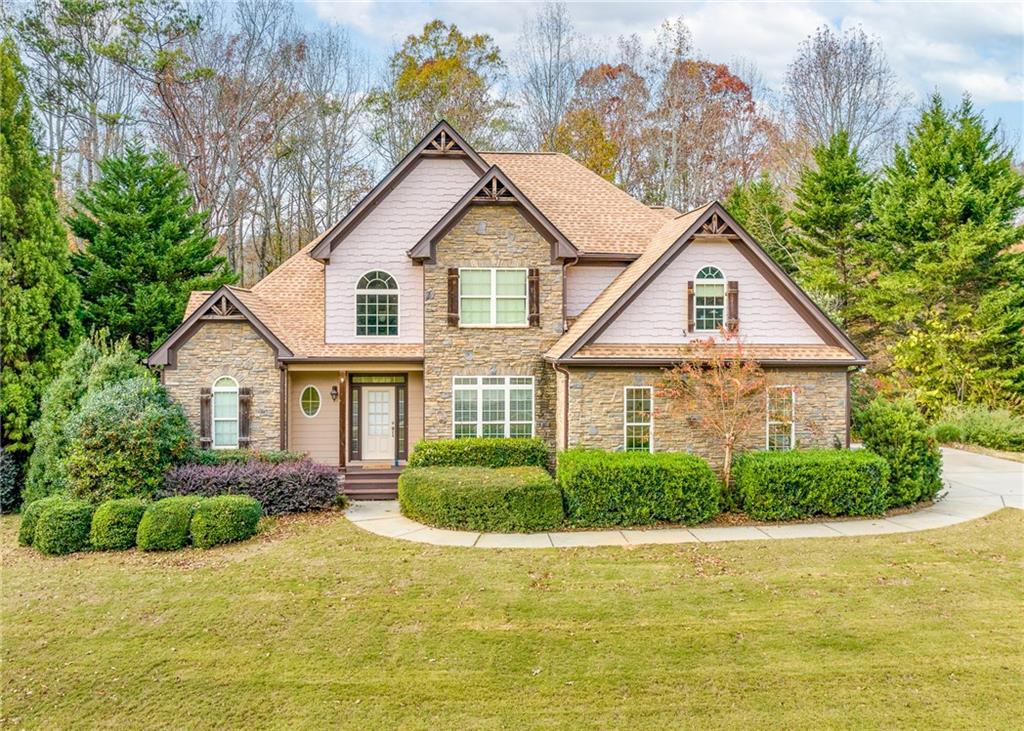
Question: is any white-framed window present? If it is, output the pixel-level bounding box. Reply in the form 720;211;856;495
694;266;726;331
452;376;534;438
212;376;239;449
355;270;399;336
767;385;796;450
624;386;653;452
300;385;321;418
459;268;528;327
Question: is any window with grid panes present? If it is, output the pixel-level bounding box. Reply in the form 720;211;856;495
452;376;534;437
355;271;398;336
624;386;653;452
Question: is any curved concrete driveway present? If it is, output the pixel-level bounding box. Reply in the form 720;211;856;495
345;447;1023;548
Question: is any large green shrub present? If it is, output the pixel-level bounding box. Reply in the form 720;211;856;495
930;405;1024;452
64;377;193;502
33;499;95;555
90;498;147;550
18;495;69;546
189;495;262;549
136;496;202;551
399;466;563;532
190;449;305;466
557;450;720;527
733;449;891;520
858;398;943;506
408;438;549;469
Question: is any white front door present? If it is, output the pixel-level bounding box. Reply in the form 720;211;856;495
362;387;395;461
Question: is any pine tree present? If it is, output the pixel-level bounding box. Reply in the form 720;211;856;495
68;145;236;353
724;175;796;273
0;38;82;458
789;130;874;330
867;95;1024;410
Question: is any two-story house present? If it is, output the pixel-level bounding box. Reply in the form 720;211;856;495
147;121;866;497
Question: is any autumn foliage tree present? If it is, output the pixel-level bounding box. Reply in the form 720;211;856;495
656;333;767;494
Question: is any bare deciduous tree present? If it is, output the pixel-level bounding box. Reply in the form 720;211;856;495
784;25;909;164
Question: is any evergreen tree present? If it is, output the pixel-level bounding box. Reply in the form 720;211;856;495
0;38;82;458
867;95;1024;410
789;130;874;330
724;175;797;273
68;145;236;353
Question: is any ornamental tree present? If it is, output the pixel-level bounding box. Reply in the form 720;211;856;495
657;333;767;496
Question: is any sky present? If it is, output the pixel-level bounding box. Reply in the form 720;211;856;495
297;0;1024;156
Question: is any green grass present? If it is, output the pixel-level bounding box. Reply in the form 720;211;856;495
3;510;1022;729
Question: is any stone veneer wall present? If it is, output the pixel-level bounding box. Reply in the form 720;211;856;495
162;320;281;451
565;367;848;470
422;205;563;452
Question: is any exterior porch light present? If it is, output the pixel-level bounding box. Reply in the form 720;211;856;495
330;385;339;402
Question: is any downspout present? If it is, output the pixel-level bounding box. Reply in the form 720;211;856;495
552;361;571;452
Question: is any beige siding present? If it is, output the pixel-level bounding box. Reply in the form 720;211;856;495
565;264;625;317
288;372;340;465
407;371;424;450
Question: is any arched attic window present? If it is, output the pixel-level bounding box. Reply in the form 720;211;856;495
694;266;726;331
355;270;399;336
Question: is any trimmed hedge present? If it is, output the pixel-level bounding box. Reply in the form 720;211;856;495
18;495;69;546
191;449;305;466
190;495;262;549
733;449;891;520
399;466;563;532
858;398;942;506
90;498;147;550
408;438;549;469
33;499;95;555
558;450;720;527
162;459;338;515
137;496;202;551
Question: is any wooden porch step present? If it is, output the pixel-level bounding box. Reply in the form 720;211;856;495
342;465;401;500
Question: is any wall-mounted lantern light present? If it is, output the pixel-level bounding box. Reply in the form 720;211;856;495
330;385;339;402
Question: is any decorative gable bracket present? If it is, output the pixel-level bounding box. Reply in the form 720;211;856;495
204;295;242;319
699;211;734;236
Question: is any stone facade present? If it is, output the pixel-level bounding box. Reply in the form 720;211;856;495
422;205;563;451
162;320;281;451
564;366;848;470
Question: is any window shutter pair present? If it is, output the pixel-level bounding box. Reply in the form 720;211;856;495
445;267;540;327
198;386;252;449
726;281;739;332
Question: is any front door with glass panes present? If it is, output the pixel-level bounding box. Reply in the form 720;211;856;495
360;387;395;461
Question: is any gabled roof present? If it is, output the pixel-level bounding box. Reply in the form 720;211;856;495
310;121;487;261
480;152;668;257
546;202;868;365
147;285;293;367
408;165;578;263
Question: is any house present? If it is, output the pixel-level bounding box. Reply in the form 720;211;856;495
147;121;866;497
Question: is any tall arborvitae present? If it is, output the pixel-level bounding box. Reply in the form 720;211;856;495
789;130;874;331
0;38;82;459
867;95;1024;411
724;175;797;274
68;145;236;353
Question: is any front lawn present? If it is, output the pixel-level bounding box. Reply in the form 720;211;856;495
2;510;1022;728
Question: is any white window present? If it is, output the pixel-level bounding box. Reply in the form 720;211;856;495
624;386;653;452
300;386;321;418
356;270;398;336
767;386;796;450
694;266;726;331
212;376;239;449
452;376;534;438
459;268;528;327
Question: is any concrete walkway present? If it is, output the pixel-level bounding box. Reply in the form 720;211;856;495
345;447;1023;548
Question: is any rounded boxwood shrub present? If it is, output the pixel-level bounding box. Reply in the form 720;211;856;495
857;398;942;506
33;499;95;555
399;466;563;532
558;450;720;527
18;495;69;546
190;495;262;549
90;498;147;550
64;376;193;503
408;438;549;469
136;496;203;552
732;449;891;520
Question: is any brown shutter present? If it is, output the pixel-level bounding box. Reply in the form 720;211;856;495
199;388;212;450
447;268;459;326
686;281;695;332
238;387;252;448
727;281;739;332
528;268;540;327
